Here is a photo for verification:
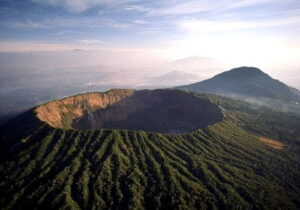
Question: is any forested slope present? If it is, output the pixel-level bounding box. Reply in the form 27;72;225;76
0;91;300;210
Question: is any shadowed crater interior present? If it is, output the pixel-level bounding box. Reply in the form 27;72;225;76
36;89;223;134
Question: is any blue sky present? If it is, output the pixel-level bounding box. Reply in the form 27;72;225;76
1;0;299;49
0;0;300;87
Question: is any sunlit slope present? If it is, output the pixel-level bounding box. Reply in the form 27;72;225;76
0;91;300;210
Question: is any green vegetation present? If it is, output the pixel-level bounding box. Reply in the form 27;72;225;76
0;91;300;209
177;67;300;115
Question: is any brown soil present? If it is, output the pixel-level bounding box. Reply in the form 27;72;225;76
259;137;285;150
35;89;223;134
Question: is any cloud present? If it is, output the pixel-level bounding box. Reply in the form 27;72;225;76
133;19;150;24
0;42;72;52
148;1;221;16
0;41;101;52
227;0;292;9
124;5;150;12
148;0;297;17
31;0;125;12
3;16;131;32
5;18;50;29
49;17;130;29
78;39;104;44
178;16;300;33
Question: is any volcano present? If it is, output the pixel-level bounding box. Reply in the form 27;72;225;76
1;89;300;210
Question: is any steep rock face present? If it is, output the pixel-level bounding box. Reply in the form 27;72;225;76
36;89;135;128
35;89;223;134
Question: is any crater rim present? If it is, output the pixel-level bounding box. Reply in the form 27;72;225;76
35;89;223;134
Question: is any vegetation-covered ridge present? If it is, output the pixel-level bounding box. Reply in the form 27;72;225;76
0;90;300;210
177;66;300;102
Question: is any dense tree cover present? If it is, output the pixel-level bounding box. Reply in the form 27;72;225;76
0;92;300;210
195;92;300;153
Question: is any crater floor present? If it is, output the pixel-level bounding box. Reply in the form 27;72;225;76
36;89;223;134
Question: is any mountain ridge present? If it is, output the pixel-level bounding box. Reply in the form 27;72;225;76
178;66;300;102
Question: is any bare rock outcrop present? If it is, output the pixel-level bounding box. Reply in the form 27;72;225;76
36;89;135;128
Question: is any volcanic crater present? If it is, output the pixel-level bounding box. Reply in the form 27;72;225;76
35;89;222;134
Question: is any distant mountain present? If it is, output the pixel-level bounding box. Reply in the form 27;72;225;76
170;56;224;76
153;70;201;82
178;66;300;102
173;56;219;67
141;71;202;87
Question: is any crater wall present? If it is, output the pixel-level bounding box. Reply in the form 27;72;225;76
35;89;223;134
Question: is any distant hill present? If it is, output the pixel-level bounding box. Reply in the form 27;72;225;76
141;71;202;87
151;71;202;83
178;66;300;102
172;56;223;71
